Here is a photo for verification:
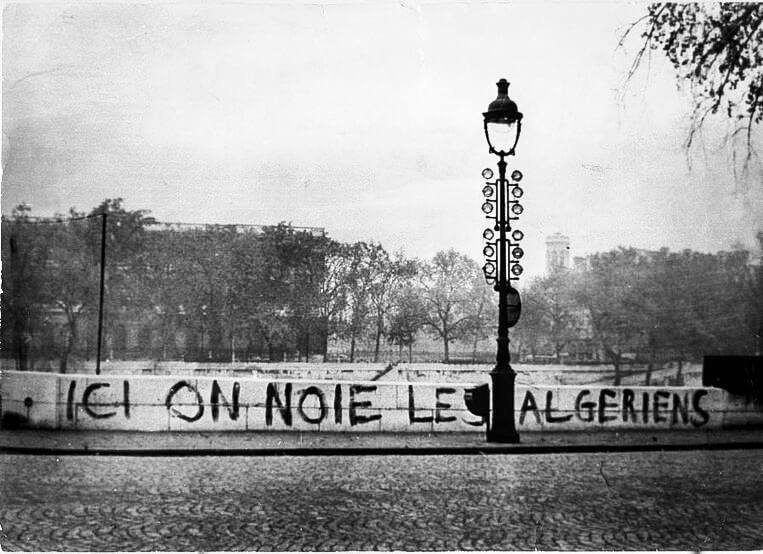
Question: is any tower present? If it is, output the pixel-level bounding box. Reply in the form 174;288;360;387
545;233;570;273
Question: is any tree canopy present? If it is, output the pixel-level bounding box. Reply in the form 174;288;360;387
418;250;487;363
623;3;763;180
2;201;759;375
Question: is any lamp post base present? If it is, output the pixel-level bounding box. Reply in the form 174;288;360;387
487;428;520;443
487;366;520;443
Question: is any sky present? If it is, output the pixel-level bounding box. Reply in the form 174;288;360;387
2;0;762;278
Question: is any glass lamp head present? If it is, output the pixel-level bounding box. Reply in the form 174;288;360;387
483;79;523;156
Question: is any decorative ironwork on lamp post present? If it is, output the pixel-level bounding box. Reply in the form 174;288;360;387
480;78;524;443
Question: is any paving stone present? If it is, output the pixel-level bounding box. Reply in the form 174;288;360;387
1;450;762;550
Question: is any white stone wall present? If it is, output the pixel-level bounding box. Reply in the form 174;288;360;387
514;386;762;431
0;372;484;432
1;371;761;432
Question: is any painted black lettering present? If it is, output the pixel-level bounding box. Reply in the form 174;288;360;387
334;384;342;424
66;381;76;421
691;389;710;428
545;391;572;423
653;390;670;423
298;386;327;425
266;383;292;426
519;391;541;425
598;389;618;424
211;380;240;422
462;385;488;426
575;390;595;422
83;383;116;419
435;387;457;423
622;388;636;422
672;392;689;425
349;385;381;426
123;380;130;419
642;392;650;424
408;385;433;424
165;381;204;422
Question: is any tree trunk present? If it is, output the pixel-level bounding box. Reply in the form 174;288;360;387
16;333;28;372
198;327;206;362
61;314;78;374
349;335;356;363
675;359;684;386
646;347;655;386
13;313;28;371
408;343;413;364
373;322;382;363
442;335;450;363
162;318;171;361
613;358;621;386
322;332;329;363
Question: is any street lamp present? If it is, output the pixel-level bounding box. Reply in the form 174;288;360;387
481;78;524;443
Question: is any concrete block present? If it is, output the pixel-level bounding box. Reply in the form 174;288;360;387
73;404;170;432
246;407;268;431
456;411;487;430
167;401;247;431
315;408;347;432
2;372;59;428
383;407;434;432
123;404;171;431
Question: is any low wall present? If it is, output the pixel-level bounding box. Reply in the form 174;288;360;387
1;371;761;432
3;360;703;388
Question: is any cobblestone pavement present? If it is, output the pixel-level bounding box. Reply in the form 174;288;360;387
1;450;762;551
4;429;763;452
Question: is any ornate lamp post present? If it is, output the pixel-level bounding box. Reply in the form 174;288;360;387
480;78;524;443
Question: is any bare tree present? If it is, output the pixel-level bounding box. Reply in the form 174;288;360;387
419;250;486;363
620;3;763;184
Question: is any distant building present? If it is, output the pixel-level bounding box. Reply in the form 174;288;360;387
572;256;589;272
545;232;571;273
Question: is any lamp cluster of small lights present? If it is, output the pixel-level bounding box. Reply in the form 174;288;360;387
508;169;525;278
481;167;497;284
480;168;525;284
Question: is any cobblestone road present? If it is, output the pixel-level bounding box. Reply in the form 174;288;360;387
1;450;762;551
